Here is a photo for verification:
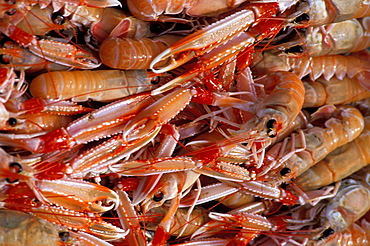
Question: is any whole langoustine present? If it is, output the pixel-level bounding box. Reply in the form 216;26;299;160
30;69;159;102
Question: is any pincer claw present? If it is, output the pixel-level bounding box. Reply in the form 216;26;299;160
150;45;196;74
29;39;101;69
150;7;264;73
122;88;193;141
36;178;120;213
28;205;129;241
88;221;130;240
110;157;197;175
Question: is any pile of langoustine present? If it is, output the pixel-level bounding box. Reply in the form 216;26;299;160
2;0;370;245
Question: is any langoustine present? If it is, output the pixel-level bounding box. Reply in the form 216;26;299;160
1;1;370;245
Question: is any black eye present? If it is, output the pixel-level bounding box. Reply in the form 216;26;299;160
267;131;276;138
285;46;303;54
266;119;277;138
9;162;22;173
7;117;17;126
319;228;335;240
5;8;17;16
151;77;160;85
5;162;22;183
51;12;65;25
2;40;14;48
5;177;18;183
266;119;276;129
5;0;16;4
280;168;291;176
0;54;10;64
280;182;288;189
32;198;40;204
294;13;310;23
59;232;70;242
153;191;164;202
